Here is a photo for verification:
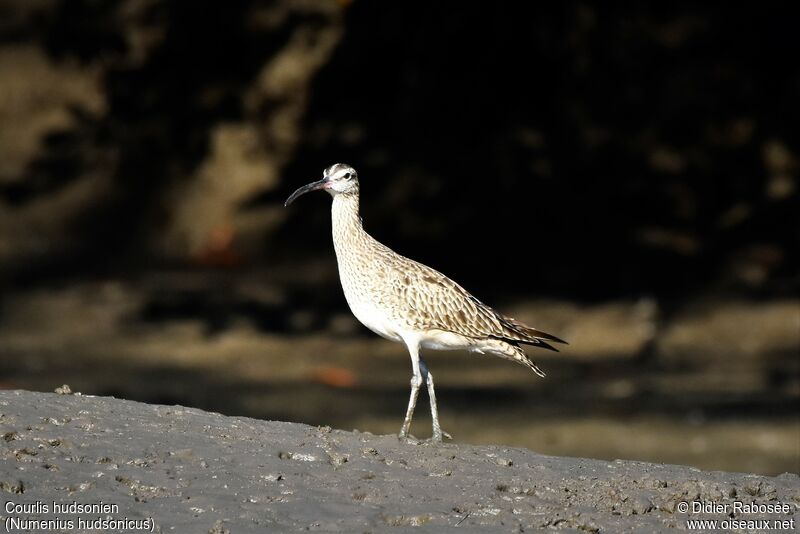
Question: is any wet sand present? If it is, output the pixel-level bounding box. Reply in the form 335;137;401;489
1;390;797;532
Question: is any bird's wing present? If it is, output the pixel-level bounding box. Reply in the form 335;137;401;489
386;258;566;350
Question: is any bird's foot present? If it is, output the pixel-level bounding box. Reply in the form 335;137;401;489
398;428;451;444
430;428;453;443
397;431;420;445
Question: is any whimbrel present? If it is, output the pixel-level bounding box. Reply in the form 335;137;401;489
285;164;566;442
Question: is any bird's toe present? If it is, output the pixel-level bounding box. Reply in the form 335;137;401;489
429;429;452;443
397;432;419;445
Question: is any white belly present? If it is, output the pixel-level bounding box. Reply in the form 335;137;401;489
418;330;475;351
346;296;475;352
344;294;403;343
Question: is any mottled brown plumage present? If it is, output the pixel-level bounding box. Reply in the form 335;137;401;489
286;163;566;441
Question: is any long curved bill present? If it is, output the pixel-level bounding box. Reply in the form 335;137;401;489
284;178;327;206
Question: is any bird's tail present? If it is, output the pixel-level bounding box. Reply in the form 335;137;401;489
500;316;568;347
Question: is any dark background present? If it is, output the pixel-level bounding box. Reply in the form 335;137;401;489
1;1;798;475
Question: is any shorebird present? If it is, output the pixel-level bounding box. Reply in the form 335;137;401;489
285;164;566;442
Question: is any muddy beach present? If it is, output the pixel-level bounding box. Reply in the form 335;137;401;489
1;390;798;532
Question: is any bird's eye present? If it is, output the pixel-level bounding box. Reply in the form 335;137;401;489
344;172;352;180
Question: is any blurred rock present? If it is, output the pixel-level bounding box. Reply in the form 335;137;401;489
0;46;105;181
162;1;344;258
0;45;110;264
510;299;658;359
0;1;795;300
657;300;800;362
763;140;797;201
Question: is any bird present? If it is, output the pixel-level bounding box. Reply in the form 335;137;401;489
285;163;566;442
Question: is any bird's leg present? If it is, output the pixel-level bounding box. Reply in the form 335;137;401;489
398;342;422;439
399;374;422;439
419;358;452;442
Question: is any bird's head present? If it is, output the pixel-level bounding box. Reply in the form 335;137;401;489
284;163;359;206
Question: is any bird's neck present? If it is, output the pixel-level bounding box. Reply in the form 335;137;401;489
331;193;365;246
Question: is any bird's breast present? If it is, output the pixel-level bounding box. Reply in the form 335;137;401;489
335;250;403;343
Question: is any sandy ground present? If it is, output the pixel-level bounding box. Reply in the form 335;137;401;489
1;390;798;533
